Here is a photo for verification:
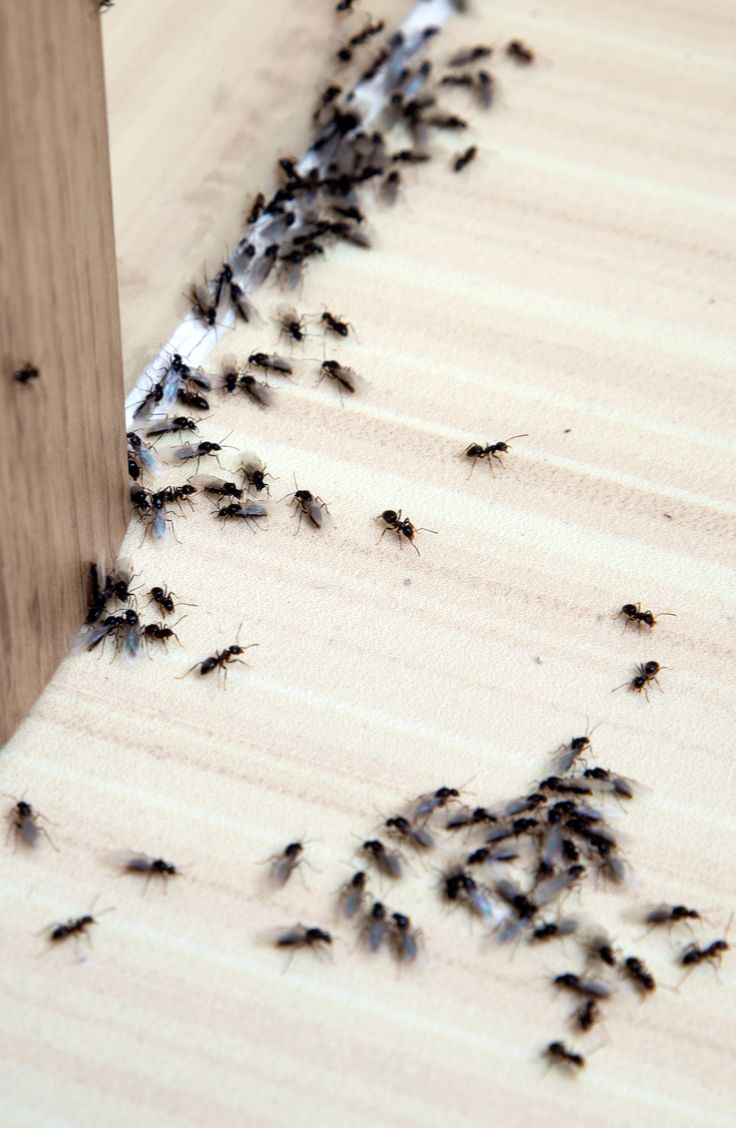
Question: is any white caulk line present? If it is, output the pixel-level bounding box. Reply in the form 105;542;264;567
124;0;456;430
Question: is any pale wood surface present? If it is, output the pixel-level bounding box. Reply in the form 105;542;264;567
0;0;128;742
2;1;736;1126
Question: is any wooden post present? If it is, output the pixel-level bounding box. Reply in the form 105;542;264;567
0;0;127;743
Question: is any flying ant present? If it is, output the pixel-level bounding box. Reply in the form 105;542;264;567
321;311;352;338
276;306;307;344
572;999;601;1033
544;1041;585;1071
192;475;243;501
241;453;273;495
581;929;617;969
219;360;273;407
463;435;528;476
377;509;436;555
452;146;477;172
13;363;40;384
248;351;292;376
5;797;57;850
45;904;113;946
529;918;578;944
181;629;258;687
553;724;600;775
115;853;179;886
317;359;361;397
581;766;638;801
440;867;496;921
448;45;492;67
338;871;368;919
506;39;535;64
269;841;307;887
614;661;665;700
282;482;331;532
145;416;201;441
361;839;402;879
427;113;468;131
177;387;210;412
390;912;421;963
275;925;332;954
188;283;219;327
246;192;265;225
380;168;402;205
615;603;675;631
642;904;701;930
414;786;461;821
553;973;614;1000
215;502;269;527
446;806;497;831
384;815;433;851
167;439;231;472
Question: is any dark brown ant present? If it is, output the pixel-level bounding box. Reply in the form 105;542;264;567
643;904;701;929
572;999;601;1033
276;925;332;953
553;973;614;999
544;1041;585;1071
188;284;218;327
361;839;402;879
377;509;436;555
463;435;528;476
385;815;433;851
529;918;578;944
5;797;56;850
348;18;384;48
117;854;178;884
318;359;360;396
168;439;229;471
13;362;40;384
248;351;292;376
46;905;113;945
553;724;600;774
614;661;665;700
181;631;258;687
448;45;492;67
282;483;331;532
390;912;421;963
428;113;468;131
438;73;475;90
581;766;637;801
506;39;535;64
148;585;192;616
616;603;675;631
270;841;306;886
321;311;352;338
622;955;656;994
446;806;497;830
440;867;495;920
390;148;431;164
177;387;210;412
276;306;307;344
452;145;477;172
680;938;730;969
142;620;184;651
339;871;368;919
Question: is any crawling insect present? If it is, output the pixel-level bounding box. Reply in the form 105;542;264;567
572;999;602;1033
270;841;306;887
12;363;40;383
338;871;368;919
622;955;656;994
680;938;730;970
283;485;331;532
141;620;184;652
642;903;701;930
385;815;434;851
181;633;258;687
390;912;421;963
317;359;361;397
276;925;332;954
616;603;675;631
529;918;578;944
116;853;179;886
544;1041;585;1071
361;839;403;880
506;39;535;64
553;972;614;1000
248;351;292;376
5;797;56;850
614;661;665;701
463;435;528;477
276;305;307;344
377;509;436;556
320;311;352;338
360;901;389;952
452;145;477;172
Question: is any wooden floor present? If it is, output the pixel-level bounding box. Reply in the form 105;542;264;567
2;1;735;1125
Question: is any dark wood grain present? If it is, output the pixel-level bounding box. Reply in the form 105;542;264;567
0;0;127;741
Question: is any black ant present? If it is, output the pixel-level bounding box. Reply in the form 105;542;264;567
377;509;436;555
269;841;307;887
680;938;730;970
506;39;535;64
276;306;307;344
188;284;218;327
448;45;493;67
427;113;468;131
339;871;368;919
643;904;701;930
117;854;179;885
275;925;332;954
13;363;40;383
142;620;184;652
452;145;477;172
5;797;57;850
282;483;331;532
241;454;273;495
321;311;352;338
248;351;292;376
360;901;389;952
361;839;402;879
553;723;600;774
384;815;433;851
614;661;665;700
390;912;421;963
572;999;601;1033
616;603;675;631
553;973;614;1000
529;918;578;944
622;955;656;994
148;584;193;617
318;359;360;396
46;904;113;946
544;1041;585;1071
181;629;258;687
463;435;528;476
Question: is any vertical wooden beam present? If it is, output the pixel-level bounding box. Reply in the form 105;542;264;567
0;0;127;743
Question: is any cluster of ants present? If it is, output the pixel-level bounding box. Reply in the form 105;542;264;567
263;728;730;1074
